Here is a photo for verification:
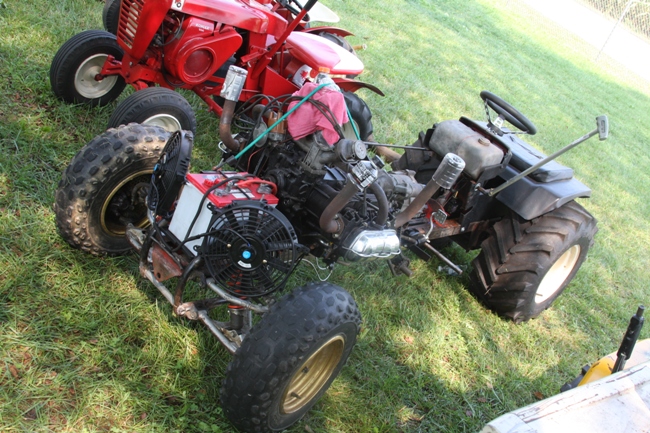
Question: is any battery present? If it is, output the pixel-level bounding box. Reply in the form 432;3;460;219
168;172;278;255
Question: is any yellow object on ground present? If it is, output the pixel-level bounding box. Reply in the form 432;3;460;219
480;339;650;433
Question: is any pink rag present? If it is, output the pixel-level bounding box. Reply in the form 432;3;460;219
287;82;349;145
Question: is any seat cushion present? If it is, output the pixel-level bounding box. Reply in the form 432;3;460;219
504;133;574;183
286;32;364;76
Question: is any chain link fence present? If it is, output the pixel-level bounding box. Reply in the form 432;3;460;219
579;0;650;39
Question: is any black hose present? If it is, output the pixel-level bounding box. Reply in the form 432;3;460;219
368;182;388;226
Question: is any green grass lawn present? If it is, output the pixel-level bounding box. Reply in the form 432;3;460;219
1;0;649;431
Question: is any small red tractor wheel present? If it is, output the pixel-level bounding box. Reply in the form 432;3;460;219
50;30;126;106
107;87;197;134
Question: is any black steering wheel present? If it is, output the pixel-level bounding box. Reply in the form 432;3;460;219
480;90;537;135
280;0;308;19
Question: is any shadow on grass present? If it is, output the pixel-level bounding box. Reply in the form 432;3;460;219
1;0;650;431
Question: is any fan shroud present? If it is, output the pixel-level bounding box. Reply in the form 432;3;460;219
148;130;193;217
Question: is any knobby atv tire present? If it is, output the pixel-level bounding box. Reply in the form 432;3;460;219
220;282;361;433
343;91;373;141
107;87;197;134
54;124;169;256
103;0;121;35
470;201;597;323
50;30;126;106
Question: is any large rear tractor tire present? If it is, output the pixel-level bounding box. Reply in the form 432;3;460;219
470;201;597;323
54;124;169;255
50;30;126;106
107;87;197;134
220;282;361;433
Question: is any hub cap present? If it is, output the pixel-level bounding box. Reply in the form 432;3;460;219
281;335;345;414
74;54;118;98
536;244;581;304
142;114;182;132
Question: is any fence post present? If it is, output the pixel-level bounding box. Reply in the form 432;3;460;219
596;0;637;61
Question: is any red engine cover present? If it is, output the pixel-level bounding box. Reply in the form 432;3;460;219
163;18;242;85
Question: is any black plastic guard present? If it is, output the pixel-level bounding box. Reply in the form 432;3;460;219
495;165;591;220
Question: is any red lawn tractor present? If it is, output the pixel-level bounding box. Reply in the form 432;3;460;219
50;0;380;135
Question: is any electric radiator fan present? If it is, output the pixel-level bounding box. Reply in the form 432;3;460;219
202;201;299;297
148;130;193;217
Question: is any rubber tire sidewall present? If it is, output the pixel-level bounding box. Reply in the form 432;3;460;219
107;87;198;135
54;124;169;255
220;282;361;432
470;201;597;323
50;30;126;106
343;91;373;141
103;0;121;35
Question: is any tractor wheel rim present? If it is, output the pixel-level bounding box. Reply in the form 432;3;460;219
281;335;345;414
142;114;182;132
536;244;581;303
100;169;152;236
74;54;118;99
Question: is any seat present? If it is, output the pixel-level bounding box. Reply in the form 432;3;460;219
503;133;574;183
285;32;364;76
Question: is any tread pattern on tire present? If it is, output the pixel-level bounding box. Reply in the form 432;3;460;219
470;201;597;322
49;30;126;106
107;87;198;134
54;124;169;256
220;282;361;433
343;91;373;141
103;0;121;35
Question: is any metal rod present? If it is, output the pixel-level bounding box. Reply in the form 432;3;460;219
596;0;636;61
422;242;463;275
365;142;429;150
488;130;598;197
197;311;239;354
140;265;176;305
489;115;608;196
173;256;203;307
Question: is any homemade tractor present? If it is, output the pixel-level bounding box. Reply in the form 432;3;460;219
54;64;607;431
50;0;379;136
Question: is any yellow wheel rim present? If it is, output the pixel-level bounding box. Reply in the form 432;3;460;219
100;169;152;236
281;335;345;414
